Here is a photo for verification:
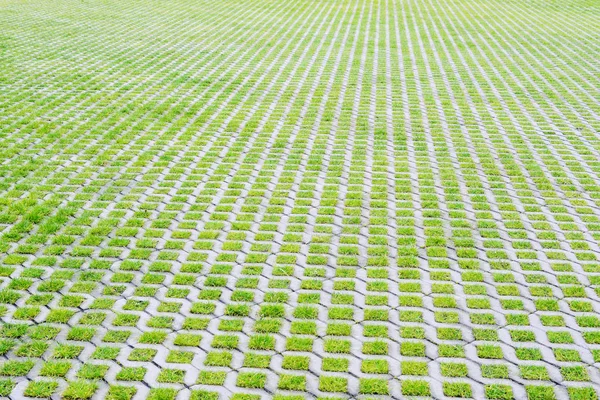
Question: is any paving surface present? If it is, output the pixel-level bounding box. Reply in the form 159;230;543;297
1;0;600;398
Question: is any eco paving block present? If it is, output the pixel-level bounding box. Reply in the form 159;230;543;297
0;0;599;399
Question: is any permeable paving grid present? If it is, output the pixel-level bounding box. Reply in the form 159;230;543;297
0;0;600;399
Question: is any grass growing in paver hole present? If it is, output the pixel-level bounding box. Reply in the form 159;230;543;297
278;374;306;391
107;386;137;400
148;388;178;400
62;381;98;400
157;368;186;383
198;371;227;386
116;367;146;382
243;353;271;369
0;380;15;397
319;376;348;392
237;372;267;389
443;382;472;398
204;351;232;367
77;364;109;380
359;378;389;395
24;380;59;398
282;355;310;370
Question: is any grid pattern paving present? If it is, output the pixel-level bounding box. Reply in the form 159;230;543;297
1;0;600;399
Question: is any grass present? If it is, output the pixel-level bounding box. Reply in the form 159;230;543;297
204;351;232;367
277;374;306;391
521;365;550;381
443;382;472;398
157;369;186;383
243;353;271;369
319;376;347;392
53;344;83;359
322;358;349;372
211;335;238;349
477;345;504;359
485;385;513;400
116;367;146;382
568;387;598;400
282;355;310;371
197;371;227;385
286;337;313;352
0;0;598;397
139;331;167;345
526;386;556;400
92;346;120;360
401;361;428;376
554;348;581;362
148;388;177;400
0;380;15;397
0;360;34;376
24;380;59;398
107;386;137;400
401;380;430;396
77;364;109;380
174;333;202;347
441;362;468;377
327;323;351;336
359;378;389;395
323;339;351;353
166;350;194;364
190;391;219;400
62;381;98;400
102;330;131;343
481;365;509;379
248;334;276;350
15;341;48;357
561;366;590;382
40;361;72;377
516;348;543;361
363;341;388;355
236;372;267;389
361;359;389;374
254;318;282;333
400;341;426;357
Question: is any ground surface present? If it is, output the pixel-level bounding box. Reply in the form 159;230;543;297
0;0;599;399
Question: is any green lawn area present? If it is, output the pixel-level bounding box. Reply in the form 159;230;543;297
0;0;599;398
